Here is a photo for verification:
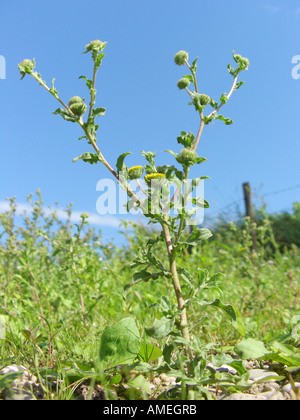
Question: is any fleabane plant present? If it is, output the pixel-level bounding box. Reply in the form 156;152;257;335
18;41;249;375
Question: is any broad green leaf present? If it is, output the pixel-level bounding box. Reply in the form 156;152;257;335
182;75;194;82
194;157;207;165
180;228;212;246
210;299;237;322
234;339;270;360
145;316;174;339
177;266;195;288
138;344;163;363
192;196;210;208
99;318;141;368
124;269;162;293
116;152;132;174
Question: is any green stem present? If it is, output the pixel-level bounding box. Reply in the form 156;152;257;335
87;62;98;119
30;71;142;206
161;221;194;375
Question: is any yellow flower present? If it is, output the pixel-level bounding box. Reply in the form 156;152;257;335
144;173;166;186
128;166;144;180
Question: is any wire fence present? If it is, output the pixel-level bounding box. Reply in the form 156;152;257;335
217;183;300;214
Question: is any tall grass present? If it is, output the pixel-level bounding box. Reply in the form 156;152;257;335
0;192;299;399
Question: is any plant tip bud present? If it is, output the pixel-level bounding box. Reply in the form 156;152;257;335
68;96;87;117
85;40;106;52
177;78;190;90
18;59;35;78
68;96;84;107
174;50;189;66
176;148;198;166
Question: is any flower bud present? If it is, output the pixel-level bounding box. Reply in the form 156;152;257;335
192;93;211;110
85;40;105;52
198;94;211;106
176;148;197;166
68;96;84;107
174;50;189;66
18;59;35;78
240;57;250;69
128;166;144;180
69;101;87;117
177;78;190;90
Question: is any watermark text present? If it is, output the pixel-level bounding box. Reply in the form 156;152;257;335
0;55;6;79
292;55;300;80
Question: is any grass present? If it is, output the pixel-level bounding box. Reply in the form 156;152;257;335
0;192;299;400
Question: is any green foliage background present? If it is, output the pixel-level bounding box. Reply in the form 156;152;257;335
0;193;299;399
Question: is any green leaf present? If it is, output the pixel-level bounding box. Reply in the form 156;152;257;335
53;108;78;122
99;318;141;368
210;299;237;322
180;228;212;246
50;78;58;96
79;75;93;90
210;99;218;109
266;341;300;367
182;75;194;82
191;57;199;73
217;114;233;125
124;269;162;293
145;317;175;339
164;150;178;159
220;93;228;104
73;152;100;164
138;344;163;363
177;131;195;148
191;196;210;208
92;107;106;117
95;52;105;68
227;63;237;77
177;266;195;288
235;81;245;90
194;157;207;165
234;339;270;360
116;152;132;174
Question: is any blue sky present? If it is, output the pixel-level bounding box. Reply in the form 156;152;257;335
1;0;300;243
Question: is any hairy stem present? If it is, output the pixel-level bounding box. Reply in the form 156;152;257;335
161;221;194;374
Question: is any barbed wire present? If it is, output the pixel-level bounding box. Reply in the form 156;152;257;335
218;183;300;213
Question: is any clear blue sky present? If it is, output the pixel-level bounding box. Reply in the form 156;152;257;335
1;0;300;242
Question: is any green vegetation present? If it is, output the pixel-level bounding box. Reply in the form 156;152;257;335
0;41;298;400
0;193;299;399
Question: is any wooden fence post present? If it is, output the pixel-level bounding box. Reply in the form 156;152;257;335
242;182;257;250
